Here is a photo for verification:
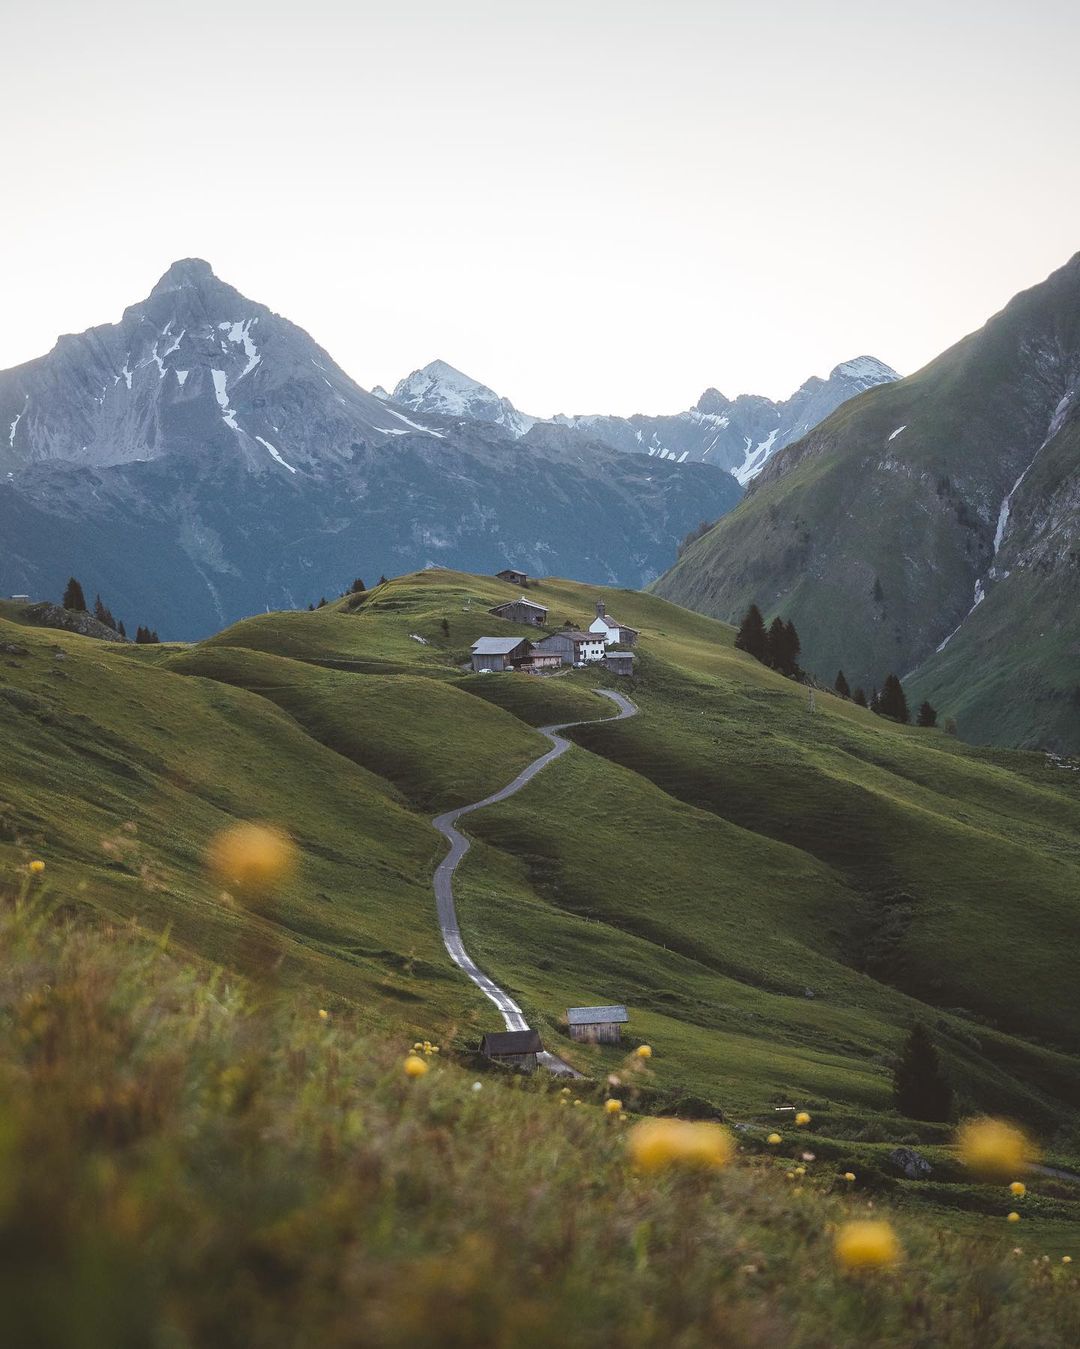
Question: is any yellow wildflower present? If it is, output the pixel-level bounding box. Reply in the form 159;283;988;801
318;1009;329;1021
957;1118;1035;1179
403;1054;428;1078
626;1118;735;1172
635;1044;653;1059
1063;1256;1072;1264
843;1172;856;1182
767;1133;782;1145
794;1165;806;1177
28;859;46;874
207;823;296;896
834;1220;902;1270
1009;1181;1026;1197
795;1111;811;1127
1007;1211;1021;1223
604;1098;623;1115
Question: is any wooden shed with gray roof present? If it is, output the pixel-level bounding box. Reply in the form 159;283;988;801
566;1005;629;1045
480;1029;544;1071
470;636;532;672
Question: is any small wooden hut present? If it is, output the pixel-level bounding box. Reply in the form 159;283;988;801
480;1029;543;1072
566;1005;629;1045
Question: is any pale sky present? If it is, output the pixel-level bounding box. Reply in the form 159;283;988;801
1;0;1078;417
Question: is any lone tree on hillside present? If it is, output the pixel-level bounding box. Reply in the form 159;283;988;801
916;700;938;728
835;670;851;699
93;594;120;633
349;578;366;594
853;687;868;707
893;1022;953;1121
876;673;910;724
734;604;767;662
441;617;450;638
62;577;87;612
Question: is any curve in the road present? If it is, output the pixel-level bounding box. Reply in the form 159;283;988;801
432;687;638;1075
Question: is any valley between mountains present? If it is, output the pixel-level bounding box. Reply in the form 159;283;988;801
4;570;1079;1148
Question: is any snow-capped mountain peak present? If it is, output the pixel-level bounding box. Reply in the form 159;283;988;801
392;360;536;436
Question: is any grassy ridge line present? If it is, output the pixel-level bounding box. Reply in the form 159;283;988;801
1;895;1077;1348
0;614;485;1031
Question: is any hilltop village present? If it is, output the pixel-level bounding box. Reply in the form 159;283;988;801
471;569;637;677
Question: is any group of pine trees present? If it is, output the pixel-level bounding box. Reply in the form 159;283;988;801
62;577;159;643
834;668;937;727
734;605;802;679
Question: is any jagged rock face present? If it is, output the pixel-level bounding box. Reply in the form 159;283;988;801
387;355;897;484
652;253;1080;750
392;360;536;437
0;258;429;478
552;356;898;483
0;262;742;638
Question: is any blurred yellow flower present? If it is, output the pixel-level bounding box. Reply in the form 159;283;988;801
28;859;46;874
1007;1211;1021;1223
207;823;296;896
834;1220;901;1270
626;1118;735;1173
1009;1181;1026;1197
560;1087;572;1096
635;1044;653;1059
795;1111;811;1127
843;1172;856;1182
1063;1256;1072;1264
794;1165;806;1177
605;1098;623;1115
404;1054;428;1078
767;1133;782;1145
957;1118;1035;1179
318;1009;329;1021
785;1171;796;1181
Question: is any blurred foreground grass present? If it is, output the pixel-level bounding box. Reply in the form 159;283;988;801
1;878;1077;1349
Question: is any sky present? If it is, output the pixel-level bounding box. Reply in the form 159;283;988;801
1;0;1078;417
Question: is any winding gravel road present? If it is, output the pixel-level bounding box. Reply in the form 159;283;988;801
432;688;638;1075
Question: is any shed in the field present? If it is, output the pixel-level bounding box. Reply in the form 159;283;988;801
481;1029;544;1071
566;1005;629;1045
602;651;636;677
471;636;532;672
489;598;548;626
495;568;529;587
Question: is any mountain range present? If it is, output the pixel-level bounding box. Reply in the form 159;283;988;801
653;252;1080;751
390;355;898;483
0;261;743;638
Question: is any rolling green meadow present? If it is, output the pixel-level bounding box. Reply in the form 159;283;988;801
2;570;1080;1343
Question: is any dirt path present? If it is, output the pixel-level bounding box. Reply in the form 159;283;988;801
431;688;638;1076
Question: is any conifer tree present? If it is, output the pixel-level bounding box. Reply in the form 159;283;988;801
734;605;768;663
118;620;127;639
62;577;87;612
893;1022;953;1121
441;618;450;638
378;575;389;586
784;620;801;678
766;616;787;671
878;673;910;723
349;578;366;594
853;687;867;707
835;670;851;698
916;700;938;728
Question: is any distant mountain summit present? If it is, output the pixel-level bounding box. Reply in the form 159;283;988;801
0;262;742;637
392;360;536;437
389;354;897;484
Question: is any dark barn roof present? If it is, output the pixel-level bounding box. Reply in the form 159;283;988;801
481;1029;543;1056
566;1005;629;1025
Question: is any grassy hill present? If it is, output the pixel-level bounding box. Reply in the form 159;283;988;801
4;896;1078;1348
2;569;1080;1183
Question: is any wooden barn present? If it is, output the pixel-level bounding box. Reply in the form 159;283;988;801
566;1005;629;1045
602;651;636;677
489;597;548;626
471;637;531;672
532;629;607;666
495;568;529;587
481;1029;543;1071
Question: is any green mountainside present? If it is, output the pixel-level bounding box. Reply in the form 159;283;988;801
650;253;1080;750
3;570;1080;1148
